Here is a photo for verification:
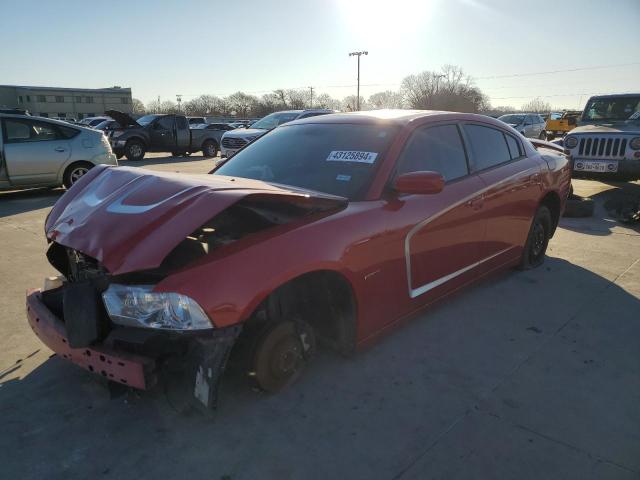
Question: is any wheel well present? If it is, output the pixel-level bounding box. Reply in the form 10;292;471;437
202;138;219;148
243;270;357;355
540;191;561;236
125;137;146;148
63;160;93;177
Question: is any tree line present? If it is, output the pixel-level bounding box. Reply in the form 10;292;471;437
132;65;554;118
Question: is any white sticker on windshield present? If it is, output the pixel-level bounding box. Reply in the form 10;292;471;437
327;151;378;164
336;174;351;181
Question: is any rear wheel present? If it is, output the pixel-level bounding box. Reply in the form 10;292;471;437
124;140;145;161
202;140;218;158
251;321;316;393
519;205;551;270
63;161;93;189
546;132;555;141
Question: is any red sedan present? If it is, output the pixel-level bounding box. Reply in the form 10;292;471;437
27;110;571;409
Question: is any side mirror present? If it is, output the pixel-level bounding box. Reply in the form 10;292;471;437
393;171;444;195
568;117;577;126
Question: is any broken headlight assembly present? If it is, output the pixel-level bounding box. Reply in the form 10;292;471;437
102;284;213;331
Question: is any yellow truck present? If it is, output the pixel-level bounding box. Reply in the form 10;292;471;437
545;110;582;140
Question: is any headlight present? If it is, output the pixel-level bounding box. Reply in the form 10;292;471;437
102;284;212;330
111;131;124;138
565;136;578;148
630;137;640;150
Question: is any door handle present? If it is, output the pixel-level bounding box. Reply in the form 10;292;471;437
465;195;484;210
54;147;66;152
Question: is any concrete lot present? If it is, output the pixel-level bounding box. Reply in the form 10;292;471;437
1;153;639;479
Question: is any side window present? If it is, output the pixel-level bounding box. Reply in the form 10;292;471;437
156;116;174;130
176;116;188;129
524;115;533;125
2;119;62;143
396;124;469;182
504;133;522;159
463;124;512;171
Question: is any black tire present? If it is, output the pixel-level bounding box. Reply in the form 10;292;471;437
124;140;145;161
171;151;182;157
63;162;93;189
114;150;124;160
563;196;595;218
251;321;316;393
546;132;555;141
519;205;552;270
202;140;218;158
538;131;546;140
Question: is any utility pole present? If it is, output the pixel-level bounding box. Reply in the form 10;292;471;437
176;94;182;112
348;50;368;111
309;86;314;108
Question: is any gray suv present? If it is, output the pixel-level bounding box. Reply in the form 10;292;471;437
498;113;546;139
0;114;117;190
220;109;337;157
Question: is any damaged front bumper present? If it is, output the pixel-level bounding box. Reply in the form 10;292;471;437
26;288;241;409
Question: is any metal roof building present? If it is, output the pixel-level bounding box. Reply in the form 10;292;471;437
0;84;132;120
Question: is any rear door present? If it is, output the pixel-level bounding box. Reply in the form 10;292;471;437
1;117;72;185
396;123;487;301
175;116;190;150
461;123;542;260
149;115;176;152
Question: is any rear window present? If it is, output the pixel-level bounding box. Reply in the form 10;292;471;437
464;124;512;171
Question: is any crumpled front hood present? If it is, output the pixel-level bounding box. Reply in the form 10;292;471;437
45;165;346;275
571;123;640;134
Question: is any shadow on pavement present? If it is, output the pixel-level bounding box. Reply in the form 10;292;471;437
2;258;638;479
561;181;640;236
0;188;64;218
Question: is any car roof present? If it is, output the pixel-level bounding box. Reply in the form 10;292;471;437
288;109;503;127
587;93;640;100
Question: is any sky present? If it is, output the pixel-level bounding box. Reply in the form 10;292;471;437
1;0;638;110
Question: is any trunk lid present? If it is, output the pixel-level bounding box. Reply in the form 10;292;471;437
46;166;347;274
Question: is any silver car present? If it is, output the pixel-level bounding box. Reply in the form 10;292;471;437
0;114;117;190
498;113;546;139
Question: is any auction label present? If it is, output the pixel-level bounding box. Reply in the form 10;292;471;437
326;151;378;164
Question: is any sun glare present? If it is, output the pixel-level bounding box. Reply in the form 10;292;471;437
336;0;436;47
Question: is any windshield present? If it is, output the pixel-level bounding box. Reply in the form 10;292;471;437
213;123;399;200
583;97;640;122
136;114;160;126
249;112;300;130
498;114;525;125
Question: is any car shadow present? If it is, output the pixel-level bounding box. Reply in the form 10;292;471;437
0;187;64;219
560;180;640;236
2;257;639;479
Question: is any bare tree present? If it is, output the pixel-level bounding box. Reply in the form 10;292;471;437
521;97;552;113
400;65;489;113
342;95;368;112
314;93;341;110
368;90;404;109
226;91;259;117
145;99;179;114
131;98;145;114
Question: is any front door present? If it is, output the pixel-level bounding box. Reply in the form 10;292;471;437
1;117;71;185
393;123;487;305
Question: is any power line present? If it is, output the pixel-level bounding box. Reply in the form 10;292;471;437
157;63;639;103
476;62;640;80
